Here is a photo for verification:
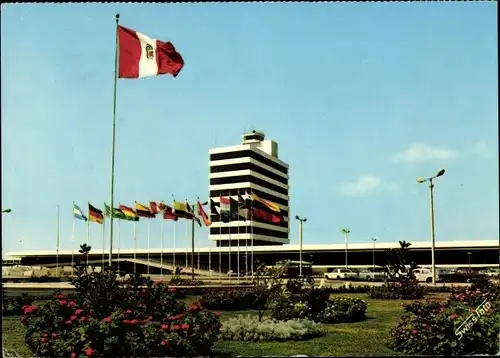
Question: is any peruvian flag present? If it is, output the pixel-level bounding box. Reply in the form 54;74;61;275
118;25;184;79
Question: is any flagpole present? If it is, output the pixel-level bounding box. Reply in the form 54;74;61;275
173;220;176;274
251;189;254;280
86;202;90;265
102;215;106;270
237;193;240;282
245;191;248;281
218;195;222;282
147;219;151;275
160;214;164;277
108;13;120;267
185;218;188;269
117;217;121;273
71;201;75;268
56;204;60;276
208;197;212;280
133;221;137;274
228;191;232;283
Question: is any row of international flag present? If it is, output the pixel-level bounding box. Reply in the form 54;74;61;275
72;190;284;227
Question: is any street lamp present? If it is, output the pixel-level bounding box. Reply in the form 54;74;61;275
295;215;307;276
416;168;445;286
2;208;12;213
371;238;377;268
342;228;350;268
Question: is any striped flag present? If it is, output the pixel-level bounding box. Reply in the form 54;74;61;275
73;203;87;221
88;204;104;224
119;205;140;221
135;202;155;218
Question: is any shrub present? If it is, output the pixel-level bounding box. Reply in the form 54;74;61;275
220;314;324;342
390;298;499;355
29;274;62;283
369;280;425;300
20;244;221;357
329;284;371;294
319;296;367;323
449;279;500;306
267;285;331;322
168;276;204;287
2;292;33;316
200;287;262;311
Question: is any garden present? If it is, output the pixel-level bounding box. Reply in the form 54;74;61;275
2;242;500;357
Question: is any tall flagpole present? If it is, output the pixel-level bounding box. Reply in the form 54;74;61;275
86;202;90;265
251;189;254;280
133;221;137;274
102;215;106;269
117;217;121;273
245;191;248;281
71;201;75;268
56;204;60;276
228;191;232;283
147;219;151;275
208;198;212;280
108;13;120;266
160;214;164;277
173;220;177;273
218;195;222;280
237;193;240;282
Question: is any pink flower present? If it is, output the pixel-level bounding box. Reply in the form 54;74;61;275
70;353;77;358
450;314;458;320
161;324;168;331
79;316;87;323
84;347;96;356
168;286;176;293
412;329;417;335
123;319;130;324
181;323;190;330
75;309;84;316
65;320;72;325
129;319;138;325
51;332;58;338
70;315;78;321
160;339;167;346
56;294;66;299
59;300;68;306
41;338;47;343
215;312;220;317
23;305;39;314
103;317;112;323
43;333;49;338
422;323;427;328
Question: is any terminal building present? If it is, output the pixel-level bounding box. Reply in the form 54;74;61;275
208;130;290;247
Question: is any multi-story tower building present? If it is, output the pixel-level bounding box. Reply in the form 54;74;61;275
208;131;289;246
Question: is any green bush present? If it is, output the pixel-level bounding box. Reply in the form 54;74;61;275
369;280;425;300
390;298;499;355
29;274;62;283
220;314;324;342
20;244;221;357
449;279;500;306
319;296;367;323
168;276;204;287
2;292;33;316
200;287;262;311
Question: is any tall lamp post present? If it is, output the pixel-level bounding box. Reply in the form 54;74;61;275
416;168;445;286
371;237;377;268
295;215;307;276
342;228;350;268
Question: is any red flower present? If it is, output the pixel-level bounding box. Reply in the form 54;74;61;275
168;286;176;293
160;339;167;346
51;332;58;338
43;333;49;338
161;324;168;331
129;319;138;325
181;323;190;330
412;329;417;335
104;317;112;323
70;315;78;321
125;309;132;315
65;320;72;325
422;323;427;328
56;294;66;299
59;300;68;306
75;309;84;316
23;305;39;314
79;316;87;323
123;319;130;324
450;314;458;320
68;301;77;308
84;347;96;356
41;338;47;343
172;325;181;331
70;353;77;358
215;312;221;317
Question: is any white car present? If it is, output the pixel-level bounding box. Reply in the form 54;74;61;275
358;268;386;281
412;268;450;283
324;268;358;280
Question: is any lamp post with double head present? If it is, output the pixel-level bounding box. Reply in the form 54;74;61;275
416;169;445;286
295;215;307;277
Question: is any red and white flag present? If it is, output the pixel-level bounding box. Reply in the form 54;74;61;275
197;200;211;227
118;25;184;79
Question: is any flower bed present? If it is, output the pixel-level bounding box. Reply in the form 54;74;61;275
390;280;500;356
200;287;263;311
20;245;221;357
220;314;324;342
319;296;367;323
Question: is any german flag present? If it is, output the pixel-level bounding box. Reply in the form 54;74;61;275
119;205;140;221
135;202;155;218
88;203;104;224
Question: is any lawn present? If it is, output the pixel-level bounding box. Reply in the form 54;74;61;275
2;293;450;357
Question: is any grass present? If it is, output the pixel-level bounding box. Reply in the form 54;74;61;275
2;293;451;357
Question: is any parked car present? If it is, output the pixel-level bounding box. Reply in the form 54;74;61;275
358;267;386;281
479;268;500;279
412;268;452;283
324;268;358;280
448;268;486;283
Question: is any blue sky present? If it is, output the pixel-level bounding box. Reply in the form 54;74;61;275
1;3;498;256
